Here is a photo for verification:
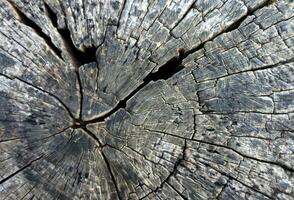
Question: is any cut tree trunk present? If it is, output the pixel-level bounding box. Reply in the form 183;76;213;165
0;0;293;199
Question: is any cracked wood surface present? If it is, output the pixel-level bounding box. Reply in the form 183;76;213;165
0;0;293;199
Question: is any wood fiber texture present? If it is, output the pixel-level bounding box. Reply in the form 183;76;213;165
0;0;294;199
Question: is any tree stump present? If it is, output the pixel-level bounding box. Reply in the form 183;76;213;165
0;0;293;199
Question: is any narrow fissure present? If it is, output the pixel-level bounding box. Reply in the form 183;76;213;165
35;0;272;129
76;70;84;119
167;182;188;200
144;127;294;173
9;2;63;60
81;50;186;125
183;0;272;56
224;0;273;33
139;140;187;200
7;1;96;125
116;0;127;33
78;0;272;125
81;127;102;146
56;28;97;66
101;151;122;200
0;155;43;184
73;125;121;199
2;1;288;198
0;73;76;120
194;58;294;86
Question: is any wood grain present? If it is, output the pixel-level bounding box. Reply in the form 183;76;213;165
0;0;293;199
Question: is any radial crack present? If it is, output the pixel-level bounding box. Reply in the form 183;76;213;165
192;138;294;173
139;140;187;199
0;72;75;120
183;0;272;56
144;128;294;173
76;70;84;119
8;1;63;60
101;151;122;200
80;127;103;147
194;59;294;84
44;2;96;67
44;2;98;124
166;182;188;200
0;155;43;185
79;0;274;125
82;49;186;124
200;160;272;199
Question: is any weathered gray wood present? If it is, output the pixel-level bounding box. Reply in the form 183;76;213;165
0;0;293;199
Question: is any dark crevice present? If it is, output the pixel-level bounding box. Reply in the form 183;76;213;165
44;3;96;67
44;3;97;125
191;114;197;139
44;3;58;27
183;41;205;57
116;0;127;34
7;1;94;124
26;0;272;128
12;0;271;129
28;195;35;200
0;155;43;184
57;28;97;67
76;70;84;119
81;50;186;125
9;2;63;60
145;49;185;81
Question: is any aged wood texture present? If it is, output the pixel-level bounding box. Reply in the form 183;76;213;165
0;0;294;199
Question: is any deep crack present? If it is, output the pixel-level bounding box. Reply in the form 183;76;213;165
44;2;97;124
82;49;186;125
11;0;273;129
75;0;273;127
44;3;97;67
80;0;272;125
9;2;63;60
76;70;84;119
